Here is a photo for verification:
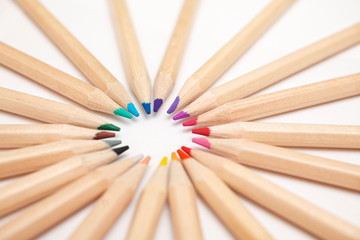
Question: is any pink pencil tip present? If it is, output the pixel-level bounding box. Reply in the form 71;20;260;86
183;118;197;127
173;111;190;120
192;138;211;149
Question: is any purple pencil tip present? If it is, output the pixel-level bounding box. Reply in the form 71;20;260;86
153;99;163;112
167;96;179;114
173;111;190;120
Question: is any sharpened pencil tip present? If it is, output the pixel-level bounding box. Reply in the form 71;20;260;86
171;152;179;161
103;139;122;147
183;118;197;127
192;128;210;136
142;102;151;114
140;156;151;164
181;146;192;155
159;157;168;166
192;138;211;149
114;108;133;119
167;96;179;114
127;103;139;117
177;149;190;160
153;99;163;112
98;124;120;131
94;131;116;139
112;145;129;155
173;111;190;120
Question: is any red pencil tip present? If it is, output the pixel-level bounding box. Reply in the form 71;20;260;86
181;146;192;155
93;131;116;139
177;149;190;160
192;128;210;136
192;138;211;149
183;117;197;127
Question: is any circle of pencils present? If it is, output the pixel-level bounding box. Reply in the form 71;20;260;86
0;1;359;240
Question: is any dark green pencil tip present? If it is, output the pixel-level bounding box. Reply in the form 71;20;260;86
103;140;122;147
98;124;120;131
112;145;129;155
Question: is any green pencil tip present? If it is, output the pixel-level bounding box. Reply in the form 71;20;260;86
114;108;133;119
98;124;120;131
103;139;122;147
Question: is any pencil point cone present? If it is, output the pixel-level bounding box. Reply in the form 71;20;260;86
140;156;151;164
171;152;180;161
177;149;190;160
94;131;116;139
173;111;190;120
114;108;132;119
192;138;211;149
142;102;151;114
127;103;139;117
183;118;197;127
181;146;192;155
103;139;122;147
153;99;163;112
159;157;168;166
98;124;120;131
192;128;210;136
167;96;179;114
112;145;129;155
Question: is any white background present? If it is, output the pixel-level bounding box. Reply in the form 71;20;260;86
0;0;360;239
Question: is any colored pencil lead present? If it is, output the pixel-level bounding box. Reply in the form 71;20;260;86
127;103;140;117
103;140;122;147
181;146;192;155
171;152;180;161
142;102;151;115
167;96;180;114
113;108;133;119
192;138;211;149
112;145;129;155
192;128;210;136
177;149;190;160
97;124;120;131
183;118;197;127
159;156;168;166
140;156;151;164
173;111;190;120
153;99;163;112
93;131;116;140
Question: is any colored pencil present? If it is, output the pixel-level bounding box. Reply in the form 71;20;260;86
168;152;202;240
126;157;168;240
167;0;295;114
0;154;141;240
153;0;199;112
182;147;360;240
0;124;116;148
110;0;151;114
193;138;360;191
0;87;120;131
14;0;139;117
70;156;150;240
177;149;272;239
184;73;360;127
0;139;121;179
174;22;360;120
192;122;360;149
0;146;128;218
0;42;132;118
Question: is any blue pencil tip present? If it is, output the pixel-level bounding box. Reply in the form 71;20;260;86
127;103;139;117
153;99;163;112
142;102;151;114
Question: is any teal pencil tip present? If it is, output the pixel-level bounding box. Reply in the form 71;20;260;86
103;139;122;147
98;124;120;131
127;103;139;117
142;102;151;115
114;108;132;119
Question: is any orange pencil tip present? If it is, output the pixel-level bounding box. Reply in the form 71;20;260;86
159;157;168;166
171;152;180;161
177;149;190;160
140;156;151;165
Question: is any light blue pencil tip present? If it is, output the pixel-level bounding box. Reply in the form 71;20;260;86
127;103;139;117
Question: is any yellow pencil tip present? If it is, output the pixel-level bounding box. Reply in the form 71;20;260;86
171;152;179;161
159;157;168;166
